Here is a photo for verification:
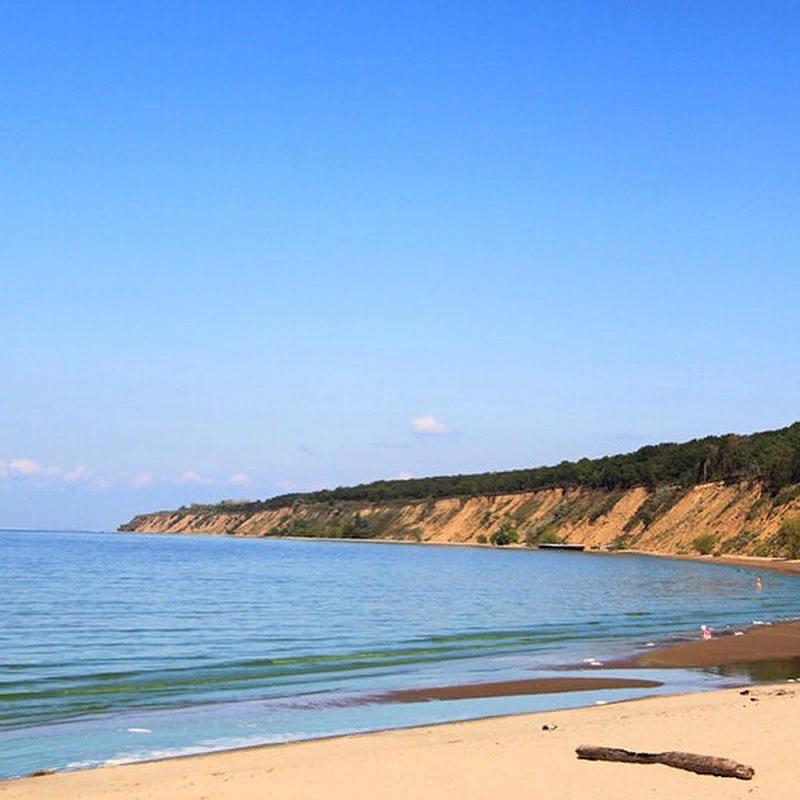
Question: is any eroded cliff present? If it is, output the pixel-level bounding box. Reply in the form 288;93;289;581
120;481;800;557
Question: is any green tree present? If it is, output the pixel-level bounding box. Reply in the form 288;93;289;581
775;517;800;559
490;519;518;546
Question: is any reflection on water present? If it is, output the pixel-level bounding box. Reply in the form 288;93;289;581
704;656;800;682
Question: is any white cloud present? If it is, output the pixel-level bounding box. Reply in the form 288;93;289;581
388;471;415;481
228;473;250;486
410;415;451;436
90;477;112;492
178;471;213;485
131;472;154;489
10;458;44;476
64;465;88;483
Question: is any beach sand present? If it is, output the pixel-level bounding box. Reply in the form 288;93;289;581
5;617;800;799
2;683;797;799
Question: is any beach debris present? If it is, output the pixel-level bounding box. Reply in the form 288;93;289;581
750;697;759;702
734;631;744;636
576;745;755;780
27;770;55;778
541;724;557;731
739;689;750;695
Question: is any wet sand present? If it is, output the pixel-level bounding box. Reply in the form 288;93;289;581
622;619;800;669
373;676;661;703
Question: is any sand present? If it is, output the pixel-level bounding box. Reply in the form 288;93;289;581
632;619;800;668
2;683;797;799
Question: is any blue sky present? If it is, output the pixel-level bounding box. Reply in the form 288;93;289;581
3;2;799;530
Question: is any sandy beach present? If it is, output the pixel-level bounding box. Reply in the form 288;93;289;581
5;618;800;799
1;682;796;800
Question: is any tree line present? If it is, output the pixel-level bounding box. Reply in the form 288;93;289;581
198;421;800;513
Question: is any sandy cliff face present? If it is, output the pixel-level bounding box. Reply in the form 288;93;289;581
121;481;800;556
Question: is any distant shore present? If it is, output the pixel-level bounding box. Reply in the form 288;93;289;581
120;526;800;578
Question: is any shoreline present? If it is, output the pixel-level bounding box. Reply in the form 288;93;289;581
6;534;800;794
617;618;800;670
4;622;800;787
4;683;797;799
121;528;800;576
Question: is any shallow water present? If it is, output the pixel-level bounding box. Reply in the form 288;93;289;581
1;529;798;778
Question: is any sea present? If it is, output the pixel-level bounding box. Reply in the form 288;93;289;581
2;529;800;780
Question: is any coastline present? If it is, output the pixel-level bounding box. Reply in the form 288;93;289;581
122;528;800;576
4;682;797;799
5;534;800;793
622;618;800;670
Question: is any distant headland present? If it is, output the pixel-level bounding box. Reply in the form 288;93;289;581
120;422;800;560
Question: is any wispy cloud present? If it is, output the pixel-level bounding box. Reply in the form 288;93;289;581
9;458;44;476
387;471;415;481
131;472;154;489
1;457;115;490
410;414;452;436
177;470;213;485
5;458;65;479
228;472;250;486
64;465;88;483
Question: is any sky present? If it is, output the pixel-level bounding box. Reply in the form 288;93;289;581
2;1;799;531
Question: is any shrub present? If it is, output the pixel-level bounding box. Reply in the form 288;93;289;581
774;486;800;507
537;528;564;545
774;517;800;559
692;533;717;555
490;520;519;546
718;529;759;554
476;534;488;544
608;533;631;551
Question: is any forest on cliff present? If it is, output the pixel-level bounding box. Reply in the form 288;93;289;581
191;422;800;513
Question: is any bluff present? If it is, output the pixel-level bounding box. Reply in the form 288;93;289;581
120;481;800;557
121;423;800;556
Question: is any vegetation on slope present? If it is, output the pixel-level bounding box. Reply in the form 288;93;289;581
189;421;800;513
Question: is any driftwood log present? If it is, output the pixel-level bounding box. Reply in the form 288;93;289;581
576;745;755;780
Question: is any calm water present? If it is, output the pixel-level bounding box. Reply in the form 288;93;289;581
2;529;799;779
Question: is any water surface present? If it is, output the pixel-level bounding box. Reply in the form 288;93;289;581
1;530;798;778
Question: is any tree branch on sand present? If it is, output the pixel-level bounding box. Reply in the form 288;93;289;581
576;745;755;780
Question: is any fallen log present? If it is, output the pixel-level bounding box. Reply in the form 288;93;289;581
575;745;754;780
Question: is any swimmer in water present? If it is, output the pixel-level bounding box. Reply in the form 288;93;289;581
756;576;763;590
